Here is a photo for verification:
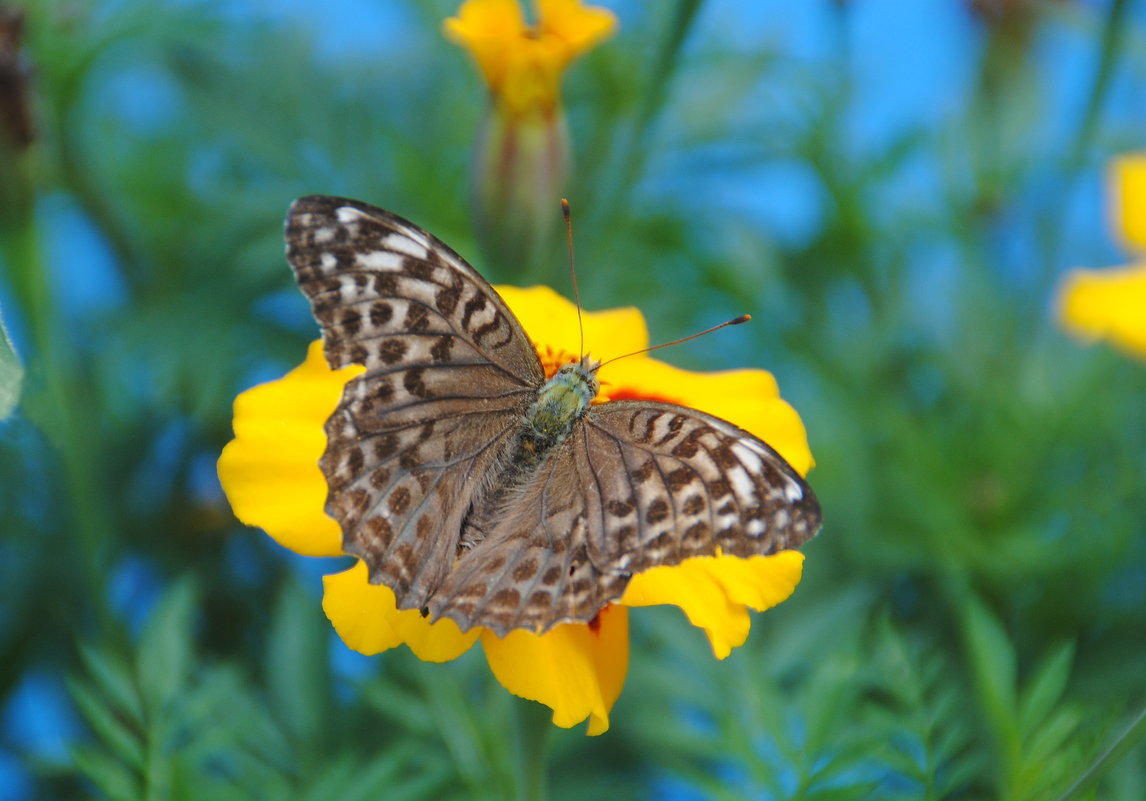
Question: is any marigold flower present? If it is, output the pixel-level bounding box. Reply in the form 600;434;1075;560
443;0;616;119
443;0;617;277
218;287;813;734
1056;154;1146;360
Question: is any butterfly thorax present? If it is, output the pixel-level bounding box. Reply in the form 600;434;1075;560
458;359;600;553
512;359;600;474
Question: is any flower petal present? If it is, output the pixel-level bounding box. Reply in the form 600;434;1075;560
621;551;804;660
1056;262;1146;360
323;561;481;660
496;285;648;360
442;0;525;91
218;341;362;556
1110;153;1146;252
537;0;618;62
480;604;628;735
605;356;815;476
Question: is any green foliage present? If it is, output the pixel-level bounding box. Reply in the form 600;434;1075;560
68;578;457;801
1;0;1144;799
0;300;21;418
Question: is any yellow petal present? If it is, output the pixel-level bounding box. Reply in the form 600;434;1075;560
1056;262;1146;360
495;284;648;361
537;0;618;62
621;551;804;660
1110;153;1146;252
443;0;526;92
605;356;815;476
480;604;628;735
218;341;363;556
323;561;481;660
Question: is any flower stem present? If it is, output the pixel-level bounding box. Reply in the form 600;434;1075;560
596;0;705;223
513;699;551;801
1;200;116;638
1034;0;1129;292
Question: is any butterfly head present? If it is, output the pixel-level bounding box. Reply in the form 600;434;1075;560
551;355;601;405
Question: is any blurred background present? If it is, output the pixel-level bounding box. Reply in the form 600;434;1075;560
1;0;1145;799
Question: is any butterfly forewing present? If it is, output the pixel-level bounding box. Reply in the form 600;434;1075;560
286;196;543;607
285;195;822;635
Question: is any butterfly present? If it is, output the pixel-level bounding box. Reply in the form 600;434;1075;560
286;195;822;636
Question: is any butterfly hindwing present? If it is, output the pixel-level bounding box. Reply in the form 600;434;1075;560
425;440;626;634
286;196;544;607
577;402;821;574
424;402;820;636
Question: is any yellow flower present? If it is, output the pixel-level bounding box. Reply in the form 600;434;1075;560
1056;153;1146;360
443;0;617;277
443;0;617;118
218;287;813;735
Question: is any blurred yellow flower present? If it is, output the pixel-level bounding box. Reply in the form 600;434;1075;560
443;0;617;118
218;287;813;734
1056;154;1146;360
443;1;617;276
1110;152;1146;251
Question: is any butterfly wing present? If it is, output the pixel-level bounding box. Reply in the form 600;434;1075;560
286;195;545;609
425;438;625;635
577;401;820;572
427;400;820;635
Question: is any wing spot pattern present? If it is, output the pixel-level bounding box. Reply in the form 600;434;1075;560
430;335;454;362
368;468;391;490
512;558;538;582
356;250;406;271
370;302;393;328
645;498;670;524
606;499;634;517
381;232;428;260
541;566;562;585
378;338;408;365
388;486;411;515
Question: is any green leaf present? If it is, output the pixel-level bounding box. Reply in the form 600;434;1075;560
266;577;330;746
67;676;144;772
77;644;145;725
0;301;22;420
959;594;1019;757
1019;641;1075;734
136;576;197;715
71;746;141;801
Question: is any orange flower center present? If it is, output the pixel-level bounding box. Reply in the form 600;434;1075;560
536;342;579;379
532;342;683;407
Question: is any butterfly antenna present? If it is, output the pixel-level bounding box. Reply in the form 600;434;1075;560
562;198;586;359
598;315;752;369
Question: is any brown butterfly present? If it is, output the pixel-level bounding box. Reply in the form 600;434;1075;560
286;196;821;636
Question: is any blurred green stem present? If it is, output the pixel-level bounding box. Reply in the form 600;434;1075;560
1063;0;1128;171
2;210;115;637
1035;0;1128;291
597;0;704;223
513;699;551;801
